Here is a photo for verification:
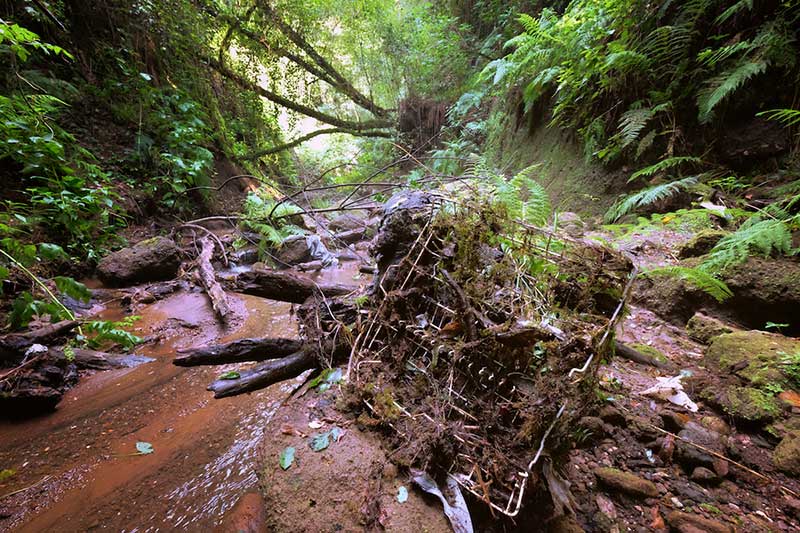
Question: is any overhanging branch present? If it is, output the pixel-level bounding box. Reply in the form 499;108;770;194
245;127;393;160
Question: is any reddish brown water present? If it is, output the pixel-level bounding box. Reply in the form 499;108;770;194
0;290;300;532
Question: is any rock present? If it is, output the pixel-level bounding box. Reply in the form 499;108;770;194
558;212;585;237
703;386;781;424
593;467;658;498
579;416;611;438
0;348;77;416
660;410;690;432
685;312;734;344
97;236;181;286
665;510;734;533
705;330;800;389
598;405;626;426
214;492;267;533
773;430;800;476
328;213;368;232
276;235;336;267
690;466;720;485
678;230;728;259
548;515;586;533
675;422;725;471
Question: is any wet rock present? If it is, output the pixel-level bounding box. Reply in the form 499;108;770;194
677;230;728;259
598;405;626;426
685;312;734;344
0;348;77;416
276;235;336;267
665;510;734;533
675;422;726;472
690;466;720;485
97;236;181;286
579;416;611;438
773;430;800;476
593;467;658;498
232;246;260;265
705;330;800;389
328;213;368;232
214;492;267;533
704;386;781;424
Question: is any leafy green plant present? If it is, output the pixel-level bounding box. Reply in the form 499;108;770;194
700;216;797;274
642;266;733;302
604;177;698;223
468;156;551;226
80;316;142;351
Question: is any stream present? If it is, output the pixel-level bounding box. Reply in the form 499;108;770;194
0;264;367;532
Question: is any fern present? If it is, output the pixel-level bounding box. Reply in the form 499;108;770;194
643;266;733;302
628;156;703;183
697;59;768;123
700;217;796;273
715;0;753;25
758;108;800;127
468;156;551;226
605;176;697;223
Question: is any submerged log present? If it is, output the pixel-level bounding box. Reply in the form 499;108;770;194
207;349;317;398
70;349;155;370
198;236;232;322
174;337;303;366
228;268;356;303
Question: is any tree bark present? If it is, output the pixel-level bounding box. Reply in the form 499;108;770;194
197;236;231;323
207;349;317;398
174;337;303;366
0;320;80;363
227;268;356;303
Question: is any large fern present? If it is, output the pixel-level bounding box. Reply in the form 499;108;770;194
604;176;697;223
700;217;796;273
468;156;551;226
643;266;733;302
758;108;800;127
628;156;703;183
697;59;768;123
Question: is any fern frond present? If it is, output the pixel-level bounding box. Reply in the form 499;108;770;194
697;41;752;67
604;176;697;223
510;165;550;226
715;0;753;25
614;103;668;150
700;217;795;273
643;266;733;302
757;108;800;127
697;59;768;123
628;156;703;183
635;130;657;158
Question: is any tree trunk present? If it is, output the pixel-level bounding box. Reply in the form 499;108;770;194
207;349;317;398
197;236;231;323
174;337;303;366
227;268;356;303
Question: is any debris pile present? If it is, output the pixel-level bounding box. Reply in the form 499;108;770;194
300;189;635;520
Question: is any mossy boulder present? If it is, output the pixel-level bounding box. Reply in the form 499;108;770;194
97;236;181;287
702;386;781;424
677;230;728;259
686;312;734;344
773;430;800;476
705;330;800;389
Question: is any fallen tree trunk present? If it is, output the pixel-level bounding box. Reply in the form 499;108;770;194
0;320;80;363
228;268;356;304
174;337;303;366
198;236;231;322
207;349;317;398
70;349;155;370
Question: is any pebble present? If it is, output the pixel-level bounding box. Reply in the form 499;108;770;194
671;497;684;509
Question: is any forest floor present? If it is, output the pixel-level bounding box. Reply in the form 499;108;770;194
0;204;798;532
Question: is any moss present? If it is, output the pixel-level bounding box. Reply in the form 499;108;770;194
699;503;722;515
629;343;668;363
678;230;728;259
711;386;781;423
773;430;800;475
686;313;733;344
705;331;800;389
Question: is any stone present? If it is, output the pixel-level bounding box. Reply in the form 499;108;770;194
690;466;720;485
665;511;734;533
660;410;690;432
677;230;728;259
685;312;734;344
276;235;314;265
579;416;610;438
558;212;585;237
593;467;658;498
97;236;181;287
773;430;800;476
328;213;368;232
598;405;626;426
705;330;800;389
675;422;725;470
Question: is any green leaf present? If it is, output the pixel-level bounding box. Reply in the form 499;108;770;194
54;276;91;302
308;367;342;391
309;432;330;452
279;447;295;470
218;371;241;380
135;441;154;455
38;243;68;261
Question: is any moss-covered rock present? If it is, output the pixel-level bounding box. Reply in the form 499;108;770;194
705;330;800;389
773;430;800;476
703;386;781;423
97;236;181;287
686;313;734;344
677;230;728;259
628;343;669;364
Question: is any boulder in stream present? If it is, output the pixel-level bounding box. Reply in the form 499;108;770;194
97;236;182;287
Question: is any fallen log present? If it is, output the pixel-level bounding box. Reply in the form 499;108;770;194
615;341;676;371
174;337;303;366
70;349;155;370
0;320;80;362
227;268;356;304
207;349;317;398
198;236;231;322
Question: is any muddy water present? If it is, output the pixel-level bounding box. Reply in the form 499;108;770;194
0;289;302;532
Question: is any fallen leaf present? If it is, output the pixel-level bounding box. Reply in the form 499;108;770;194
135;441;154;455
279;447;295;470
308;420;324;429
778;390;800;408
218;371;240;380
397;485;408;503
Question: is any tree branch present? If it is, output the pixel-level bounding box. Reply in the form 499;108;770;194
244;127;393;160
